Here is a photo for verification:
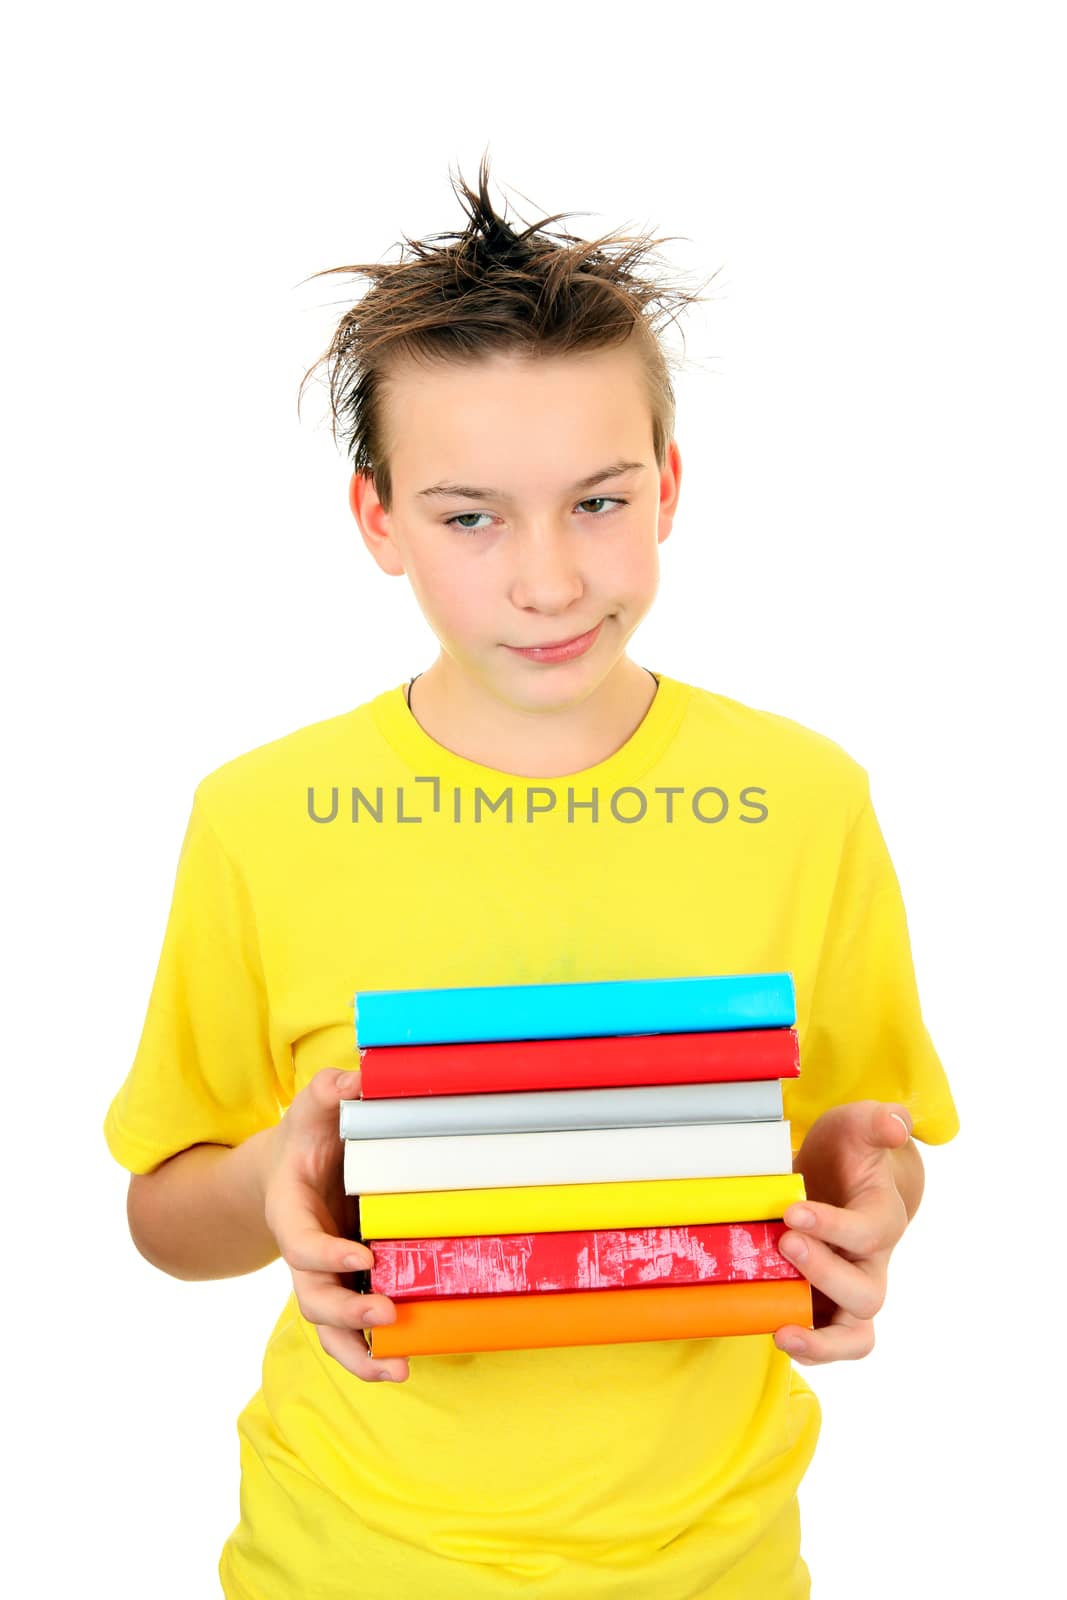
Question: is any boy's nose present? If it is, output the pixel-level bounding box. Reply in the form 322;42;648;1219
508;529;586;612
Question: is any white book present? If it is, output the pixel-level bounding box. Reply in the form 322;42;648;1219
344;1118;793;1196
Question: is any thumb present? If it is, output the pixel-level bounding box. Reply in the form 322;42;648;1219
284;1067;361;1134
846;1100;912;1151
882;1104;913;1147
310;1066;361;1105
332;1067;361;1098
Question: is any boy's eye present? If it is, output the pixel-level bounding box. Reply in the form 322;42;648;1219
446;512;493;533
444;497;627;534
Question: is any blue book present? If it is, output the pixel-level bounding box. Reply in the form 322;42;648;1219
353;971;796;1048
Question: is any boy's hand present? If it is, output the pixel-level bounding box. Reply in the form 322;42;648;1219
262;1067;410;1384
772;1100;915;1366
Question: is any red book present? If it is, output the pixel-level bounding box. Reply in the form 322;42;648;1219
358;1027;800;1098
369;1219;802;1300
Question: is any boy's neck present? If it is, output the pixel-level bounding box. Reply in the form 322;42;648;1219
405;657;660;779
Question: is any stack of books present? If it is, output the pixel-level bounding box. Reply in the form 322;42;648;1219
342;972;814;1358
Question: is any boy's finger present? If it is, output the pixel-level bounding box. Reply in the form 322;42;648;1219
778;1231;887;1322
293;1276;396;1334
272;1207;371;1272
311;1066;360;1105
776;1316;876;1364
783;1190;903;1261
270;1176;354;1262
316;1320;410;1383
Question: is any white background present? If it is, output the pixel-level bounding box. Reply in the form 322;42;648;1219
4;3;1063;1595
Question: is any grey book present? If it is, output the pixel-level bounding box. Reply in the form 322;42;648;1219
339;1077;784;1141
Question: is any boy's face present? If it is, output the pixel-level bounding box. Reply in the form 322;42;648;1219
350;341;680;717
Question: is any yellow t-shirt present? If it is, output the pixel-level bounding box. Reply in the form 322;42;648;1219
104;671;960;1599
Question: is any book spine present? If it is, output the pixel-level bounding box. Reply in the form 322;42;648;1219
367;1278;815;1357
339;1078;784;1139
345;1120;794;1195
357;1171;809;1239
354;971;796;1047
368;1219;803;1299
358;1027;801;1098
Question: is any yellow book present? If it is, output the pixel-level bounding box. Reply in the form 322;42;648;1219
358;1172;807;1240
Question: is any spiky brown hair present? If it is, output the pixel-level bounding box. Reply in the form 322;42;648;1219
297;148;721;514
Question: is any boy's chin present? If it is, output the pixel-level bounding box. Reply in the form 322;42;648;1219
489;656;622;707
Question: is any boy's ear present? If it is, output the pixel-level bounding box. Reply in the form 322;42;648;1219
349;472;406;576
656;438;682;545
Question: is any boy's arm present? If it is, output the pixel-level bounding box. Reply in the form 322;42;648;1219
126;1125;281;1281
124;1069;408;1383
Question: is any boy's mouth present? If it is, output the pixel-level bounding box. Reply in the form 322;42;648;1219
504;619;604;662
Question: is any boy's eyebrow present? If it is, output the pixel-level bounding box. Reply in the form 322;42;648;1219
416;460;648;504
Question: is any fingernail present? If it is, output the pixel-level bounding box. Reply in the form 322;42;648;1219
337;1072;355;1092
782;1337;807;1356
781;1233;808;1262
364;1308;393;1327
890;1112;911;1140
785;1206;815;1229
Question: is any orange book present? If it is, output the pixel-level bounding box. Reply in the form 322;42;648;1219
369;1277;813;1357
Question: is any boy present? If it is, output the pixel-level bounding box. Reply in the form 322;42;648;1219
104;155;960;1598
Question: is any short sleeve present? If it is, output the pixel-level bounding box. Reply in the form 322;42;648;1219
103;787;293;1175
786;779;961;1151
